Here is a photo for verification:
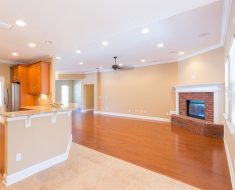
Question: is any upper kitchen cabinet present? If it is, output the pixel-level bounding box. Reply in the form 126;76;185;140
10;65;20;83
28;61;50;95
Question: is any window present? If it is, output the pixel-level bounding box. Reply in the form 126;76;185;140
61;85;69;104
230;37;235;125
225;58;229;117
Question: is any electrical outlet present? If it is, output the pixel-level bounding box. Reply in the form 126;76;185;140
16;153;22;162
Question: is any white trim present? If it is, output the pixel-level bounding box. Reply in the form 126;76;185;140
94;111;170;122
225;117;235;135
2;135;72;186
220;0;232;45
224;139;235;190
81;109;94;113
174;83;224;93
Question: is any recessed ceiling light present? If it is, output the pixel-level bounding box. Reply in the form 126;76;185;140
158;43;164;48
45;40;53;45
102;41;108;46
79;62;84;65
28;43;36;48
76;50;81;54
12;52;18;56
15;20;26;27
140;59;146;63
119;63;123;66
141;28;149;34
179;52;185;55
55;57;61;60
99;66;103;69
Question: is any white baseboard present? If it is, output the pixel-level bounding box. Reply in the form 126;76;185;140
81;109;94;113
2;135;72;186
224;139;235;190
94;111;170;122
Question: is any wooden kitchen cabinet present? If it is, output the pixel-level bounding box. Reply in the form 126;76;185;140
28;61;50;95
10;65;20;82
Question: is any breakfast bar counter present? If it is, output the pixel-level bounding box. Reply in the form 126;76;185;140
0;103;78;186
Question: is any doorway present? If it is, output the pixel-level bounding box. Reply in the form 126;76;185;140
83;84;94;111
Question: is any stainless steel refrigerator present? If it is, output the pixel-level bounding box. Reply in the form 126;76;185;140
12;83;20;111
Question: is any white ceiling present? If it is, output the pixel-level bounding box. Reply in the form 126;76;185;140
0;0;228;73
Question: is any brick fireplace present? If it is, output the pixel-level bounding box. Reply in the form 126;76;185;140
171;83;224;138
179;92;214;122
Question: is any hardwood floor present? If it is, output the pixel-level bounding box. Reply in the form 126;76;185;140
72;110;232;190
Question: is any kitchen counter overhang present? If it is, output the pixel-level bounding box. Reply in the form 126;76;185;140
1;103;78;119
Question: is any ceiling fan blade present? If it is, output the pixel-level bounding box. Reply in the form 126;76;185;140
119;66;135;70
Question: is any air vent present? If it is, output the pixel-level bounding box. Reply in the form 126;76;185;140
0;21;12;30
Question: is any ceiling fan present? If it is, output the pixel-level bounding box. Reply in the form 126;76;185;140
111;56;133;71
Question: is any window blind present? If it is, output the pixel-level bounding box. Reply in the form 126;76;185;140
225;59;229;117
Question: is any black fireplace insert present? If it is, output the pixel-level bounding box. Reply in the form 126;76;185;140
187;100;205;120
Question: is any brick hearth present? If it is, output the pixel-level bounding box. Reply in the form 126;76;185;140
171;114;223;138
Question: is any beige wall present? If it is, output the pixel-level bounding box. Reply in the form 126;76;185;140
56;73;85;80
4;113;71;175
78;47;223;119
97;63;178;118
223;0;235;185
178;47;224;85
84;84;94;110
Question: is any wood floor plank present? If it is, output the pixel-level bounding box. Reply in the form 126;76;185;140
72;110;232;190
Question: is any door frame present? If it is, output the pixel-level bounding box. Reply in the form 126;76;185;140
83;84;94;112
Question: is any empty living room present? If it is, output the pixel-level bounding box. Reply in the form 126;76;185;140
0;0;235;189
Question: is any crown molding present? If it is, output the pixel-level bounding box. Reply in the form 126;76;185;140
58;42;224;75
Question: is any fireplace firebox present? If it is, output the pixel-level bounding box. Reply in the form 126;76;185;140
187;100;205;120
